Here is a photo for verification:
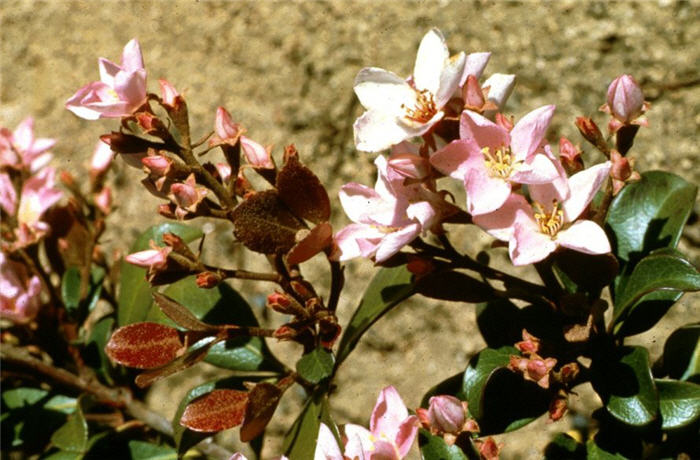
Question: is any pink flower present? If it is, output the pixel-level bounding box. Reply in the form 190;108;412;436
0;252;42;323
168;174;208;219
353;29;466;152
213;107;273;169
335;156;445;262
66;39;147;120
0;172;17;215
90;140;115;177
431;106;561;216
158;79;181;107
600;74;649;132
475;162;612;266
125;243;172;270
16;167;63;230
344;386;419;460
0;117;55;172
314;423;344;460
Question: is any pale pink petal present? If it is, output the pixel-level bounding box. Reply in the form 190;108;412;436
121;38;145;72
429;139;481;180
27;137;55;157
371;440;401;460
90;140;114;174
482;73;516;113
435;52;466;108
370;386;410;441
473;193;530;242
459;110;509;152
314;423;343;460
353;110;424;153
465;166;512;216
510;153;560;185
12;117;34;152
228;454;248;460
344;424;374;460
113;69;147;109
510;105;555;160
510;221;557;266
387;153;430;180
413;28;449;94
561;161;611;222
334;224;384;262
394;415;419;458
98;57;121;85
460;52;491;84
406;201;438;230
374;223;420;262
354;68;415;114
241;136;273;168
556;220;611;254
0;172;17;215
339;182;397;226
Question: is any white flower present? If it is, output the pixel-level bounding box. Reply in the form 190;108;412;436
353;29;466;152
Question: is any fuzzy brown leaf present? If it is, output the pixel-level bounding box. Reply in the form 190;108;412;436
180;389;249;432
105;322;184;369
232;190;304;254
286;222;333;265
240;383;283;442
276;152;331;224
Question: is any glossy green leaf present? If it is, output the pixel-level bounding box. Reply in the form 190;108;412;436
592;346;658;426
462;347;551;434
118;223;202;326
84;316;115;384
606;170;697;271
585;439;627;459
614;290;683;338
43;395;78;415
282;391;333;460
656;379;700;430
2;388;48;409
61;267;105;320
50;398;88;453
544;433;585;459
614;248;700;322
155;276;282;372
660;323;700;381
127;441;178;460
61;267;81;313
418;429;470;460
335;266;415;366
296;348;334;384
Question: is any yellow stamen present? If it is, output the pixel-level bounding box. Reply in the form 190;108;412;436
533;200;564;237
482;146;515;179
402;89;437;123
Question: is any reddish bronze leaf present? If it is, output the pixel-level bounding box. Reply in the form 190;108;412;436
105;322;184;369
240;383;283;442
134;339;216;388
276;150;331;224
180;389;248;432
286;222;333;265
232;190;303;254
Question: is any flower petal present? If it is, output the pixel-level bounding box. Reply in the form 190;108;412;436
482;73;516;113
413;28;449;94
0;172;17;215
561;161;611;222
556;220;611;254
465;166;512;216
370;386;410;441
374;223;420;262
344;424;374;460
473;193;530;242
429;139;480;180
98;57;121;86
510;105;555;160
435;51;466;108
510;153;560;185
333;224;384;262
460;110;509;152
394;415;419;458
121;38;145;72
461;52;491;84
353;110;423;153
314;423;344;460
354;68;415;114
510;220;557;266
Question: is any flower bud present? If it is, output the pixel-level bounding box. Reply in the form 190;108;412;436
89;140;114;178
215;107;242;142
319;318;341;348
515;329;540;355
142;155;172;176
241;136;273;169
475;437;501;460
136;112;168;137
158;79;181;108
266;292;294;314
558;137;583;174
426;395;466;435
125;245;171;269
100;132;151;166
548;394;568;422
94;186;112;214
462;75;486;111
388;153;430;180
605;74;645;124
196;271;222;289
273;325;298;341
575;117;609;155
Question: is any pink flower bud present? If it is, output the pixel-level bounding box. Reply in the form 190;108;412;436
196;271;221;289
610;150;632;182
169;174;207;212
90;140;115;177
388;153;430;180
475;437;501;460
125;245;171;269
158;79;180;107
605;74;645;124
215;107;242;141
267;292;292;314
548;394;568;422
0;172;17;215
241;136;273;169
515;329;540;355
215;162;232;183
94;186;112;214
427;395;466;435
142;155;172;176
558;137;583;174
462;74;486;110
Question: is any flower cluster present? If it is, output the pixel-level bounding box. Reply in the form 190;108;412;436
335;28;633;267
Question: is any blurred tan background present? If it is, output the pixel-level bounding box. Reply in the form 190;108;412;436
2;1;698;458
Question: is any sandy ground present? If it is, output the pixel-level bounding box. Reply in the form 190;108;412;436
2;1;698;458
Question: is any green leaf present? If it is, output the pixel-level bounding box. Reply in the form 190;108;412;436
43;395;78;415
61;267;81;314
420;373;466;408
614;248;700;323
50;398;89;453
335;266;416;366
592;346;658;426
462;347;551;434
84;317;115;384
156;276;282;372
2;388;48;409
282;391;333;460
117;223;202;326
296;348;334;384
476;300;524;349
585;439;627;459
127;441;178;460
544;433;585;459
614;290;683;338
418;429;470;460
656;379;700;430
660;323;700;381
606;170;697;271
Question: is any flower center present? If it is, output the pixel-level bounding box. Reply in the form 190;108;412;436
533;200;564;237
402;89;437;124
482;146;515;179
